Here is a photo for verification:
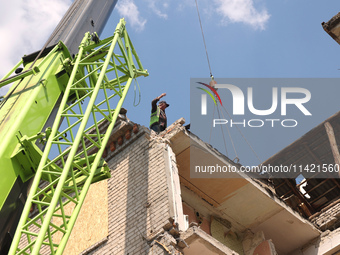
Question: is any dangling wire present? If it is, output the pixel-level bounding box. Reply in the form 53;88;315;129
220;103;262;164
133;78;141;106
195;0;213;77
209;103;228;157
209;103;216;144
218;106;238;160
194;1;262;164
216;102;229;157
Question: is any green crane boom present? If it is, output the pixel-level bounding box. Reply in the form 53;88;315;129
0;18;148;255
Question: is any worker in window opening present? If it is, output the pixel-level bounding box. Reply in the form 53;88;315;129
150;93;169;133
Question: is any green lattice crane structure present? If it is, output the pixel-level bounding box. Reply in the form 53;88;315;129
0;2;148;254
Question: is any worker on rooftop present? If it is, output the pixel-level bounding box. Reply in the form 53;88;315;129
150;93;169;133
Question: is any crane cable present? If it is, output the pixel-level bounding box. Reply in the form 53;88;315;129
133;78;141;106
195;0;213;77
216;103;230;157
195;0;261;164
221;103;262;163
218;105;239;161
195;0;231;158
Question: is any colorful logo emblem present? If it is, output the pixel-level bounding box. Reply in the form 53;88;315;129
196;82;222;106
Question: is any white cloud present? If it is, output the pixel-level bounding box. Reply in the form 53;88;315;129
146;0;169;19
0;0;71;95
214;0;270;30
116;0;169;29
0;0;270;95
116;0;147;31
116;0;269;32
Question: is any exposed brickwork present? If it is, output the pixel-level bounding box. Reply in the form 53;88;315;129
86;124;180;254
17;119;184;254
311;202;340;231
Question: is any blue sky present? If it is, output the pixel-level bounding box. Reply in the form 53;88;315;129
106;0;340;165
1;0;340;165
102;0;340;129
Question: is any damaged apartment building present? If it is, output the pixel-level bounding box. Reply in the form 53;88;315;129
55;107;340;255
50;12;340;255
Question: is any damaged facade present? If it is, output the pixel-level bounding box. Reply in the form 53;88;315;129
53;106;340;255
51;13;340;255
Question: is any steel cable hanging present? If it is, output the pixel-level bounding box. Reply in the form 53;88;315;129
133;78;142;106
209;102;216;144
196;0;234;159
195;0;262;164
216;102;230;157
218;105;239;161
220;104;262;164
195;0;213;77
195;0;230;158
209;103;229;157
